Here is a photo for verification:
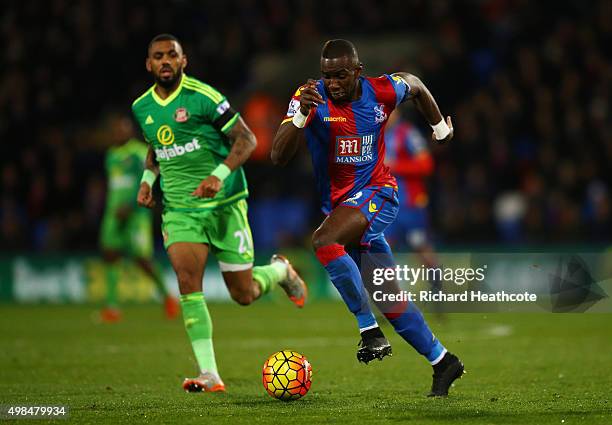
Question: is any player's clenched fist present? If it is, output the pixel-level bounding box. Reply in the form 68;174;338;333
192;175;222;198
137;183;156;208
299;79;324;115
431;116;454;144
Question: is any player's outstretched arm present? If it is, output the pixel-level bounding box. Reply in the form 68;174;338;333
271;79;323;166
137;146;159;209
392;72;454;144
192;117;256;198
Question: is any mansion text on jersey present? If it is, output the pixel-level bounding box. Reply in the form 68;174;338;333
155;138;202;161
334;134;375;164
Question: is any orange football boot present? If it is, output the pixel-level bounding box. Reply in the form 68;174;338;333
182;372;226;393
271;254;308;308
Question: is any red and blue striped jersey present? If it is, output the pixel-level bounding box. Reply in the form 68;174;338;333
284;74;410;213
384;120;434;208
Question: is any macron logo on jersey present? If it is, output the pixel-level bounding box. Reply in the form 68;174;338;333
145;115;154;125
155;138;202;161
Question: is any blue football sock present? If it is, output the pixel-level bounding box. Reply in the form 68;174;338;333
387;302;447;364
316;244;378;332
366;237;447;364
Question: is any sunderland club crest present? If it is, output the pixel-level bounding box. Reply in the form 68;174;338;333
174;107;190;122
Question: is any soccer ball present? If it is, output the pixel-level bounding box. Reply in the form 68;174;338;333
262;350;312;401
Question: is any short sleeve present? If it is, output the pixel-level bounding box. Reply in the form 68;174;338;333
281;85;317;126
281;86;305;124
389;74;411;106
194;83;240;134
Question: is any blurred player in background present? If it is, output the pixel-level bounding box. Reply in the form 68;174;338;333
384;110;441;294
272;39;463;396
99;113;179;322
133;34;306;393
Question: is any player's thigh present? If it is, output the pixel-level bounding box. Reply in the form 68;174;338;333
161;210;210;250
357;188;400;249
313;187;400;249
312;207;369;249
167;242;209;295
209;200;255;273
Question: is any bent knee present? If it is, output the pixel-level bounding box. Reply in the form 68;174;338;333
230;289;255;306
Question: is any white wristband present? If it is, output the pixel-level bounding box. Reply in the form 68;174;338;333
431;119;451;140
292;109;308;129
140;169;157;187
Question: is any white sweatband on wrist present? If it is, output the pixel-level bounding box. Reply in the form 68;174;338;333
431;119;451;140
140;169;157;187
210;163;232;181
292;109;308;128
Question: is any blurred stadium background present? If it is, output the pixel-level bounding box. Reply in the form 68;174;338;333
1;0;610;304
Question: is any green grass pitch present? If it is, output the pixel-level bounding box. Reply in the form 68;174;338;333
1;302;610;424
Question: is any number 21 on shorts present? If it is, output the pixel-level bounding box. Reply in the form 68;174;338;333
233;229;252;254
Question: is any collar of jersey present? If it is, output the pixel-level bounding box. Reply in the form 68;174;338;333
151;73;185;106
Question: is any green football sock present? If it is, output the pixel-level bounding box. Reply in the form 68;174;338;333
180;292;218;374
252;262;287;295
105;262;119;308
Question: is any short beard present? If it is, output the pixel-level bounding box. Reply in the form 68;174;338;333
155;69;182;89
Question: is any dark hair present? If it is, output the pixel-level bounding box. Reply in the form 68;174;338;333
321;39;359;62
147;33;182;54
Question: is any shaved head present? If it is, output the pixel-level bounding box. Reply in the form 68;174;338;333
321;39;359;66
